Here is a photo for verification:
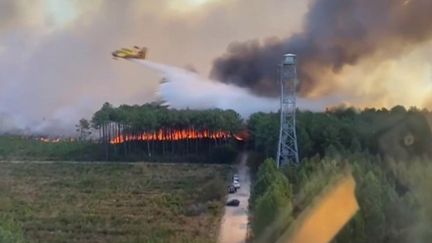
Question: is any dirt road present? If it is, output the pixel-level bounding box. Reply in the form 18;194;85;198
218;153;251;243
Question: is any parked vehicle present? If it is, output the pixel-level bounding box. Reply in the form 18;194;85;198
228;185;237;193
226;199;240;207
233;181;241;189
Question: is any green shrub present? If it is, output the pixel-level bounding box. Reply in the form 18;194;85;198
198;177;226;202
250;158;293;241
0;217;25;243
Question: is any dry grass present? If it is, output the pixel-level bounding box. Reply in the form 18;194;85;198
0;162;229;243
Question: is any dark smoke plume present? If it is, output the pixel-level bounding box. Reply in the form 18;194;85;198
210;0;432;97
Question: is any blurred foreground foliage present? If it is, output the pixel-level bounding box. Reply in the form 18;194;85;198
248;106;432;243
250;152;432;243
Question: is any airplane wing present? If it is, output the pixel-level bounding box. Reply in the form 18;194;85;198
112;46;147;60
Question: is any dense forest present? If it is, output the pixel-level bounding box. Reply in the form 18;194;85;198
248;106;432;243
249;105;432;160
90;102;243;162
0;103;243;163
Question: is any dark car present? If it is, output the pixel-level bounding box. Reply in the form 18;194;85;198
226;199;240;207
228;185;237;193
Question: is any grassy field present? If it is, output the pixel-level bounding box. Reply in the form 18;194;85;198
0;136;101;161
0;162;230;243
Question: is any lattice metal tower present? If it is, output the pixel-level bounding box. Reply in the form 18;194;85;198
276;53;299;167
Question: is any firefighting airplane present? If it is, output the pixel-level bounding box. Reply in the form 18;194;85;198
112;46;147;60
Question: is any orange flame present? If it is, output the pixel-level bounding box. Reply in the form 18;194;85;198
110;128;232;144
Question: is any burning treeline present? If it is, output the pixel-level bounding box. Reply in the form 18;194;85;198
110;129;232;144
91;103;243;160
211;0;432;98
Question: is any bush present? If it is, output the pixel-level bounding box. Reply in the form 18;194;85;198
0;217;25;243
198;177;226;202
250;158;293;241
184;203;207;217
253;184;293;241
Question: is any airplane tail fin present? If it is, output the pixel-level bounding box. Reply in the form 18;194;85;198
138;47;147;59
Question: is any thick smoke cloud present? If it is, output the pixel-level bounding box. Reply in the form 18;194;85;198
0;0;307;136
211;0;432;97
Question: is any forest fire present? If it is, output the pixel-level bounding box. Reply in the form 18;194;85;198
110;128;235;144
